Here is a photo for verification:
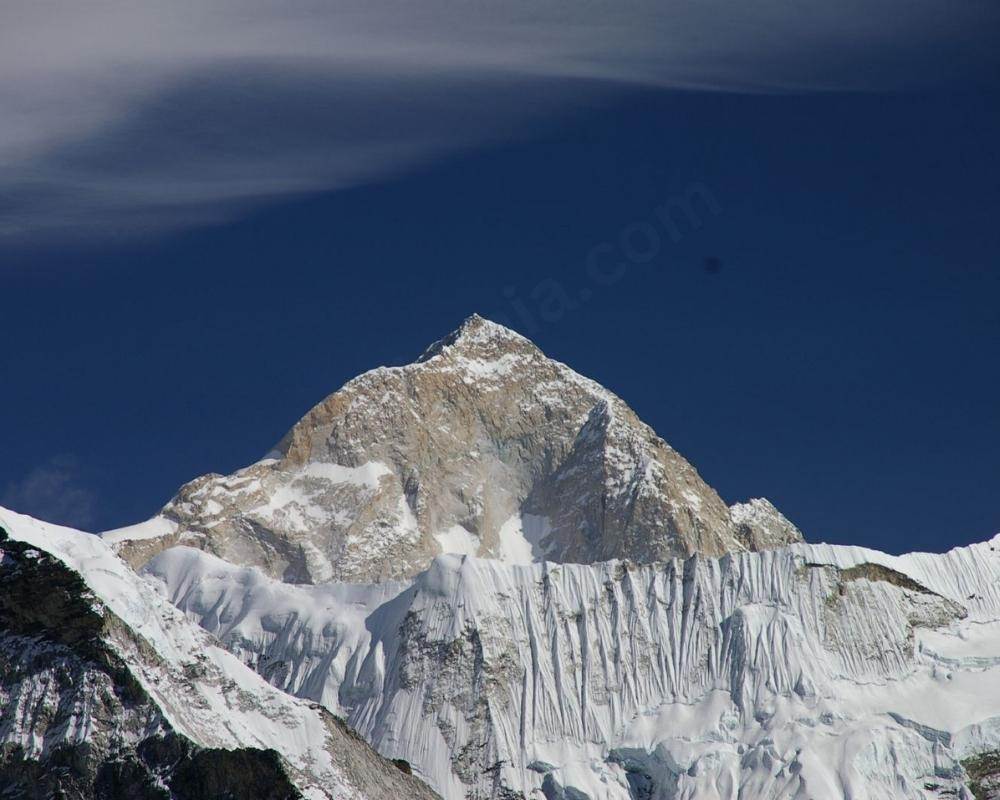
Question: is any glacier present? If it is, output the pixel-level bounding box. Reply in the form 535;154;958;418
142;532;1000;799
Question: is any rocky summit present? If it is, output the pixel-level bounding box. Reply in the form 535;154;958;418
108;314;802;583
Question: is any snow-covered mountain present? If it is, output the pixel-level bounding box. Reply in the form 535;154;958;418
4;315;1000;799
106;315;802;584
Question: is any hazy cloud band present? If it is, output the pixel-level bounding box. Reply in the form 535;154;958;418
1;0;997;241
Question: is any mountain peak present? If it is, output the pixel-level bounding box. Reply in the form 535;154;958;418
111;315;802;583
417;313;535;363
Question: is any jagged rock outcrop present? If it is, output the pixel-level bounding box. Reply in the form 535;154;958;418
964;751;1000;800
729;498;805;551
0;511;441;800
107;315;801;583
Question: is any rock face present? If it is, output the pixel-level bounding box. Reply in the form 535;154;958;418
109;315;802;583
0;510;441;800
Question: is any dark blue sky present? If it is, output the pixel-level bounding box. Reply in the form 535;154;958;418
2;86;998;553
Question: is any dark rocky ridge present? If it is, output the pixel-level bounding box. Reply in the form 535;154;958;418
1;523;442;800
0;526;303;799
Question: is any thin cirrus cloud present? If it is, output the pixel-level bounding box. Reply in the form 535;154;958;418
0;454;96;530
0;0;997;242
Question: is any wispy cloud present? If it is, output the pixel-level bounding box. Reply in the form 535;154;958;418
1;0;997;241
1;455;97;530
